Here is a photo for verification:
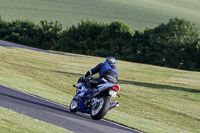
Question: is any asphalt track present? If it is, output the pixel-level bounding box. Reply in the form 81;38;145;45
0;40;142;133
0;40;84;57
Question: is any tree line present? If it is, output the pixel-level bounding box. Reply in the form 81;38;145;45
0;16;200;71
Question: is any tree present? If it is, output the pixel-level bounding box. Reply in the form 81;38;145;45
129;18;200;70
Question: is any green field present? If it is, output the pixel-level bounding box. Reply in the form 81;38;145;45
0;0;200;30
0;47;200;133
0;107;72;133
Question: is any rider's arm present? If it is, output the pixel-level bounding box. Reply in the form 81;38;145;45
85;63;105;78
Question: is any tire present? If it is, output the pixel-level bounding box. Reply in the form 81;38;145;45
90;95;110;120
69;96;78;113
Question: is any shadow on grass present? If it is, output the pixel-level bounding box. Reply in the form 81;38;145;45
2;60;199;93
119;80;200;93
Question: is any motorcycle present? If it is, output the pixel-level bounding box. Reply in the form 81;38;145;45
69;78;120;120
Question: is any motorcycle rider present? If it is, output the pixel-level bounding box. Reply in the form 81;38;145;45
79;56;118;95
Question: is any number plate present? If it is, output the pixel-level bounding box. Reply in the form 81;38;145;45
109;90;117;97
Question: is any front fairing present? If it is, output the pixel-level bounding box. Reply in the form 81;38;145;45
76;99;90;113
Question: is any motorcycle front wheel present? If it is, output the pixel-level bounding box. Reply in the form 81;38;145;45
69;96;78;113
90;95;110;120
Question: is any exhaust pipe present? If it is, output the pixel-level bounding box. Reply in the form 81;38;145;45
109;101;119;110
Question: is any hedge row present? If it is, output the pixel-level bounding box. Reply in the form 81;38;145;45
0;17;200;71
0;18;62;50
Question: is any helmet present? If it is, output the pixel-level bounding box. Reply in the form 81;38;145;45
105;56;116;65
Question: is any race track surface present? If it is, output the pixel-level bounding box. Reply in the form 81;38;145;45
0;85;140;133
0;40;142;133
0;40;83;57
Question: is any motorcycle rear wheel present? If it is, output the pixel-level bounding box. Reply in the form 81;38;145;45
90;95;110;120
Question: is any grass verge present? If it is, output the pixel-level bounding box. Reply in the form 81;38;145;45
0;107;72;133
0;47;200;133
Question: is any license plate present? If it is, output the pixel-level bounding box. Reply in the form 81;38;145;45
109;90;117;97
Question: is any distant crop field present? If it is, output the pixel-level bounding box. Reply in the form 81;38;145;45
0;0;200;30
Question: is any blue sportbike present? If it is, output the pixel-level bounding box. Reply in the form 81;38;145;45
69;78;120;120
